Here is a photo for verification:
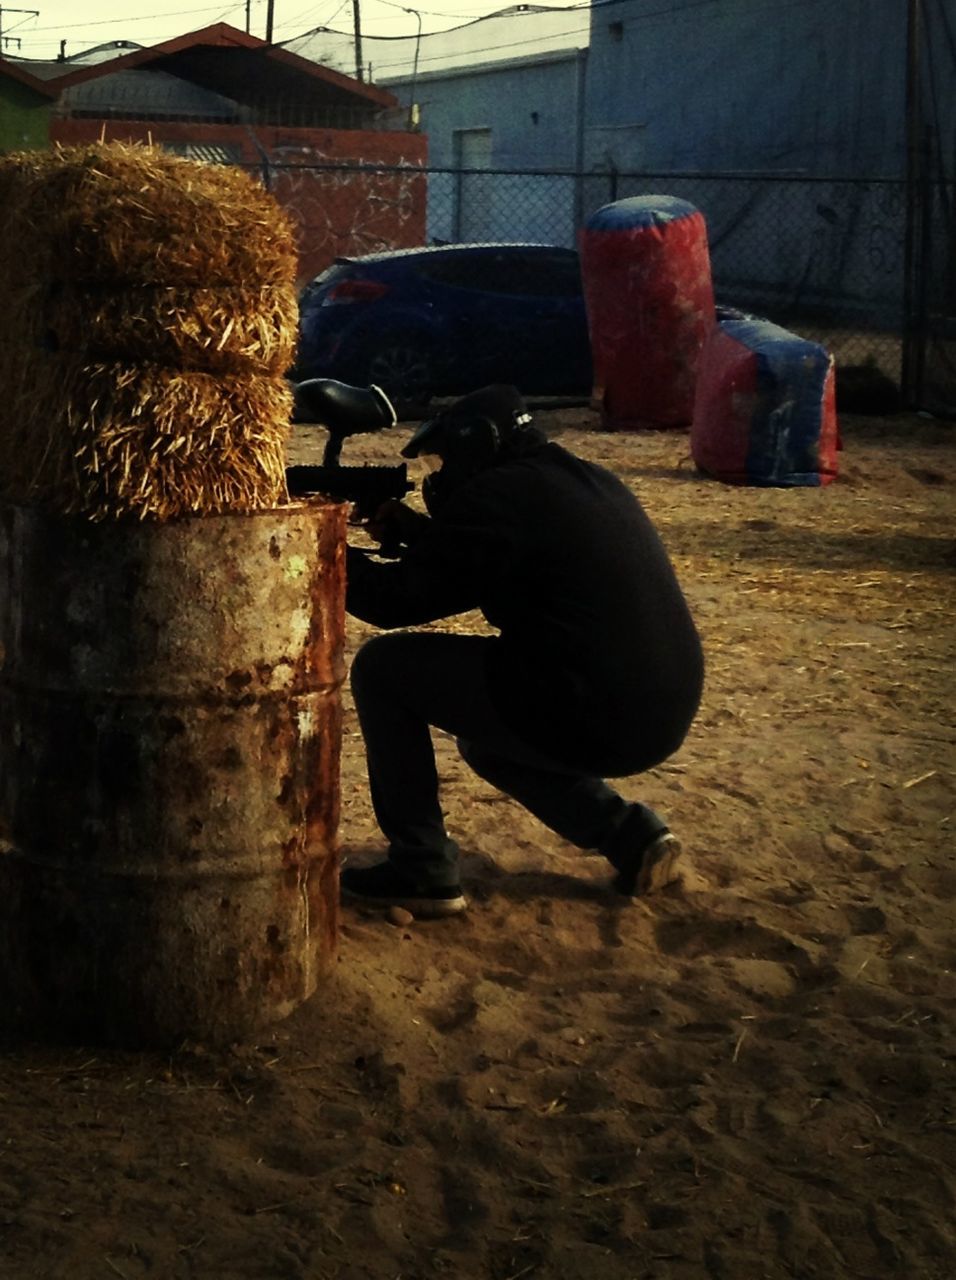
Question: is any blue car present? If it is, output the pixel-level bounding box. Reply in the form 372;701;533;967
294;243;593;405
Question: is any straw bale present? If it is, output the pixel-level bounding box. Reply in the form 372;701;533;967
45;283;298;375
0;143;305;520
0;146;301;363
0;152;60;339
0;281;46;352
0;358;293;521
0;147;60;228
27;143;298;289
0;346;83;504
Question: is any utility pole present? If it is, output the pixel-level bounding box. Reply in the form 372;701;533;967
266;0;274;43
404;7;422;129
352;0;364;81
0;7;39;54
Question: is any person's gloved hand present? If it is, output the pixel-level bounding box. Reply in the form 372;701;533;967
364;499;430;553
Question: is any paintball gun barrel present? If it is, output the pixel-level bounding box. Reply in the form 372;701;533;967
285;378;412;517
284;461;412;516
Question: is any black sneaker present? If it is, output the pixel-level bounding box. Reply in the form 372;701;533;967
612;831;683;897
340;859;467;918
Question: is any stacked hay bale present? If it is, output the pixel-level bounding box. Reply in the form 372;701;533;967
0;142;299;519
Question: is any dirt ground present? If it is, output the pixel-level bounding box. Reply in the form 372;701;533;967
2;405;954;1280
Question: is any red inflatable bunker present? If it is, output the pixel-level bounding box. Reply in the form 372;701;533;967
579;195;715;430
691;313;838;486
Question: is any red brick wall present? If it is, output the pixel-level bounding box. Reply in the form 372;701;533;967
50;119;428;286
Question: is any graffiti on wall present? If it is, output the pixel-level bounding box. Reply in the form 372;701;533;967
49;120;429;289
269;153;428;286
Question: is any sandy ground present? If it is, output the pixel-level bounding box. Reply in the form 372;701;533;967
1;406;954;1280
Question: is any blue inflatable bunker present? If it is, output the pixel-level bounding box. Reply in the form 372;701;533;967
691;313;838;486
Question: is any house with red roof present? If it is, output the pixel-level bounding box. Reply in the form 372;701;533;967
0;24;428;282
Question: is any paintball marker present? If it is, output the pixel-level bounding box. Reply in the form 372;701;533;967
285;378;413;522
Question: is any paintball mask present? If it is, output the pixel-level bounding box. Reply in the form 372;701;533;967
401;384;533;514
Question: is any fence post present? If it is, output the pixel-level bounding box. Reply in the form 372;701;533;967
901;0;923;406
573;48;588;235
914;126;936;400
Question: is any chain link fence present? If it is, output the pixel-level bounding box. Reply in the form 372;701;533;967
267;160;911;378
911;168;956;417
426;166;909;384
265;161;913;392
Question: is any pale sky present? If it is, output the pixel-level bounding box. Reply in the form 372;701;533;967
1;1;573;62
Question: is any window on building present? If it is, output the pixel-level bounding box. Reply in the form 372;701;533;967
454;128;492;171
160;141;242;165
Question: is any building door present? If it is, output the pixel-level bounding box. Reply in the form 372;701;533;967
454;128;493;242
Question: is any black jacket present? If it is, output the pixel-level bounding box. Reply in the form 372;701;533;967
346;437;703;776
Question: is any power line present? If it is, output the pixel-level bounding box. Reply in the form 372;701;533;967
285;12;593;76
286;0;714;54
0;5;39;39
0;5;39;45
373;1;590;19
277;0;346;33
15;1;254;39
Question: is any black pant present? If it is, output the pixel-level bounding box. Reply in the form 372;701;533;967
349;631;667;888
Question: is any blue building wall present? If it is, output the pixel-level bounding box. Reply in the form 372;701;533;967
398;53;584;171
583;0;906;178
577;0;937;324
386;0;951;185
380;0;952;331
385;52;585;246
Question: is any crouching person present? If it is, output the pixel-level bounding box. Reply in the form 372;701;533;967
342;385;704;917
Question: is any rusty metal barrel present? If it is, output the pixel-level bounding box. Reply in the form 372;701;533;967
0;499;346;1047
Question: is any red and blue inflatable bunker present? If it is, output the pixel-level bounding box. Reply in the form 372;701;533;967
691;312;839;487
579;194;715;430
